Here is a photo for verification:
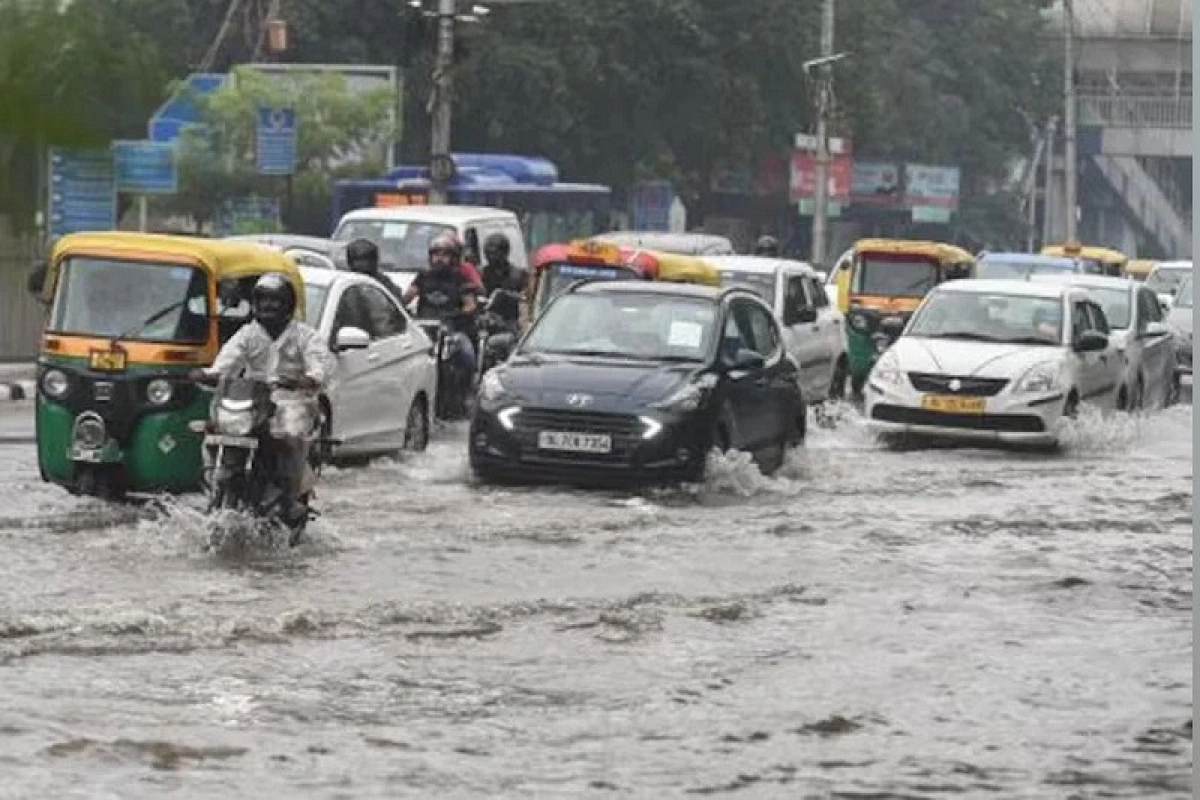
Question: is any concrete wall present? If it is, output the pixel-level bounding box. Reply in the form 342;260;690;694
0;218;45;361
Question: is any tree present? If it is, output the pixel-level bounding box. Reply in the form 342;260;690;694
156;66;397;233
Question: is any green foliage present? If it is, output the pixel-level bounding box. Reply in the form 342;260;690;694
156;67;396;231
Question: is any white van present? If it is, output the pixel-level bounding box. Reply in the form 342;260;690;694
331;205;529;288
706;255;848;401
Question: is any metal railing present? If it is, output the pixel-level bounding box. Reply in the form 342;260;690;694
1077;93;1192;129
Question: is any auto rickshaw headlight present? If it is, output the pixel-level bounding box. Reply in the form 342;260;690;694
42;369;69;399
146;378;174;406
848;312;870;332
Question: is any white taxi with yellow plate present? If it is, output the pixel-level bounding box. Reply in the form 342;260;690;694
863;279;1123;448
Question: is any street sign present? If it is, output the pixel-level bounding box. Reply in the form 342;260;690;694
256;106;297;175
47;148;117;240
148;73;227;143
794;134;847;154
631;181;674;231
112;141;178;194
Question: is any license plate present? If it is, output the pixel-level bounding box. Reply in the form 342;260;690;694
89;349;126;371
920;394;986;414
68;447;103;463
204;434;259;448
537;431;612;453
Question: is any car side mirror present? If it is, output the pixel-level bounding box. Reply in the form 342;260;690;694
26;263;47;300
1141;321;1170;339
730;348;765;371
334;326;371;351
1073;330;1108;352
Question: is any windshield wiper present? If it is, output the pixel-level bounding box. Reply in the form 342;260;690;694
1000;336;1059;346
921;331;1004;342
113;299;189;345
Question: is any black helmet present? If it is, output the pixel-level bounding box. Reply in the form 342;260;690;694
345;238;380;273
483;232;510;260
251;272;296;334
754;235;780;257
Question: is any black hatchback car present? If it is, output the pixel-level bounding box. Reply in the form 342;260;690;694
469;281;807;485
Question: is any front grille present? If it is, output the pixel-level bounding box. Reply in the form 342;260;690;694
511;408;643;462
872;404;1045;433
907;372;1009;397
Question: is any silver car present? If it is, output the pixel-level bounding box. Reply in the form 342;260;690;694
1167;273;1192;383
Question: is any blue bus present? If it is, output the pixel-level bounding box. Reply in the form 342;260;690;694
331;153;612;253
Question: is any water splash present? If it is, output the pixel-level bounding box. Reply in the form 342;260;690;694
1057;404;1151;455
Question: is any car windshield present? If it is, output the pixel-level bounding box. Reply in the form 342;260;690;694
537;263;638;310
49;257;210;343
1146;266;1191;294
853;256;939;297
1174;276;1192;308
720;272;775;307
305;285;329;327
979;258;1075;280
333;219;455;271
908;290;1064;345
1087;287;1131;329
523;293;717;362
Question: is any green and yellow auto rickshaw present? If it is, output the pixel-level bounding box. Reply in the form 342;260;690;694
835;238;976;393
33;232;305;499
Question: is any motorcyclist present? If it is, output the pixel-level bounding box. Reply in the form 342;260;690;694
480;232;528;330
189;273;334;525
344;237;409;306
402;231;480;383
754;234;780;257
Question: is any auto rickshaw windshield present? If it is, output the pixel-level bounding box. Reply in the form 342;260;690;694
49;257;210;343
853;256;939;297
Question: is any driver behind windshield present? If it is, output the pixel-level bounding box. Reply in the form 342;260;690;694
1032;305;1062;343
189;273;334;526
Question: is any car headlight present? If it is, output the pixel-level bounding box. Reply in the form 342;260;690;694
480;369;507;403
213;407;254;436
651;374;717;412
870;355;904;387
41;368;69;399
146;378;173;406
1015;362;1062;394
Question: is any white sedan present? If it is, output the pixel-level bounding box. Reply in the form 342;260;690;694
299;267;438;458
864;279;1123;448
1031;273;1179;409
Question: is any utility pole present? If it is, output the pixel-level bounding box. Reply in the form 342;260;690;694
428;0;457;205
810;0;835;268
1062;0;1078;241
1042;115;1058;247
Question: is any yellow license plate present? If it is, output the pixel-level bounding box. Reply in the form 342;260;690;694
89;349;127;371
920;394;985;414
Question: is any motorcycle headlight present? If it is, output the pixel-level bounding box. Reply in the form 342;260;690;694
41;369;69;399
651;374;717;412
213;406;254;436
480;369;507;403
870;355;904;387
146;378;173;406
1015;362;1062;394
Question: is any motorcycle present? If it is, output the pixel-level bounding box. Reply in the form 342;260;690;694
475;288;523;380
188;375;320;546
417;317;475;421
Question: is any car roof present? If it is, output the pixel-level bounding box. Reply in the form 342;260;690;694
335;205;517;226
573;279;734;302
591;231;735;255
1028;273;1135;291
705;255;817;276
936;278;1074;299
979;252;1076;268
298;265;369;290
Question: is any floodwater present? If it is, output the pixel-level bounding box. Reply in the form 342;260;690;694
0;401;1191;798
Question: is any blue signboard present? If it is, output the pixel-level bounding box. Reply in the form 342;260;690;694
631;181;674;231
47;148;117;241
148;72;228;143
256;106;297;176
113;141;178;194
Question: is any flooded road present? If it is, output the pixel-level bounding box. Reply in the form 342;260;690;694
0;400;1191;798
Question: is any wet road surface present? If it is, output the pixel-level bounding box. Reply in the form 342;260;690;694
0;399;1191;798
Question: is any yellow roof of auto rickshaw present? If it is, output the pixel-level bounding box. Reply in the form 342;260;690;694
1041;243;1127;265
649;250;722;286
46;231;305;309
1125;258;1157;277
852;238;975;264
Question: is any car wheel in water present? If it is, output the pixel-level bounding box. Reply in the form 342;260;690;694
828;357;849;401
1132;377;1145;411
403;396;430;452
1063;392;1080;419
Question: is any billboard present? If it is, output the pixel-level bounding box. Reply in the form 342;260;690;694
851;162;903;206
904;164;960;209
789;151;852;202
